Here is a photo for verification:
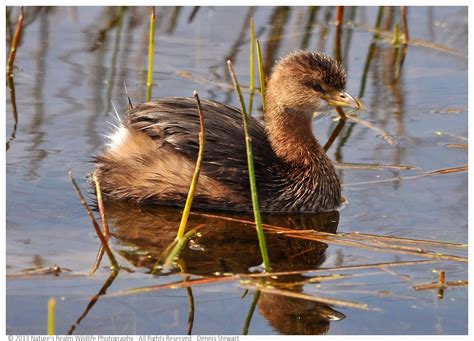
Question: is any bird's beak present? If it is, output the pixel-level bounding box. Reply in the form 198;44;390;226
322;90;362;110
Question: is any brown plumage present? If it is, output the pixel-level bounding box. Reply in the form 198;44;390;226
93;50;360;212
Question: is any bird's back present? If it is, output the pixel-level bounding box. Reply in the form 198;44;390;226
94;97;285;211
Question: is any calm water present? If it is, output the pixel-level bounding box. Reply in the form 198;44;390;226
6;6;468;335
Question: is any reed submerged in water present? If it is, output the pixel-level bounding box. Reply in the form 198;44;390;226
94;50;360;212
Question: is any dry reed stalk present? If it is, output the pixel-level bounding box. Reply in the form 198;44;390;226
434;131;468;141
334;6;344;62
7;6;24;75
69;171;118;271
188;212;467;262
89;173;111;275
6;7;24;151
359;24;464;58
413;280;467;291
108;260;443;298
109;275;237;297
343;165;467;187
245;260;437;278
281;231;467;263
334;161;417;170
445;143;467;150
242;285;372;311
344;112;395;145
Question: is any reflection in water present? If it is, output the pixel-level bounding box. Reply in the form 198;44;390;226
300;6;318;50
263;7;290;76
25;10;49;179
258;283;345;335
68;270;119;335
105;201;344;334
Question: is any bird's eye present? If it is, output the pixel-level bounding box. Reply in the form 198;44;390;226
305;80;324;92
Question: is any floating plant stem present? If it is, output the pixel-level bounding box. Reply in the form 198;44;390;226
48;297;56;335
176;91;205;240
69;170;119;271
256;39;266;112
344;112;395;145
248;17;255;115
146;6;156;102
227;60;270;271
242;285;372;311
189;211;467;262
343;165;467;187
413;279;467;291
242;290;261;335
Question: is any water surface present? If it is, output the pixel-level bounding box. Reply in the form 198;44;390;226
6;6;468;335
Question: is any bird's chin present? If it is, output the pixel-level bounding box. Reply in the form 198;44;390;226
315;103;336;113
311;103;338;120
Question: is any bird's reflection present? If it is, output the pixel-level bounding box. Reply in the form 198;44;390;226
105;201;345;334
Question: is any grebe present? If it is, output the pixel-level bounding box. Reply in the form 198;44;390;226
94;50;360;212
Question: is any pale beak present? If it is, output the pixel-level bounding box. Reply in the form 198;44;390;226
322;90;362;110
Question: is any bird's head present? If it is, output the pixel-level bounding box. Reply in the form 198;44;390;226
266;50;361;115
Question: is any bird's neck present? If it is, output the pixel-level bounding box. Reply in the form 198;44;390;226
264;104;325;166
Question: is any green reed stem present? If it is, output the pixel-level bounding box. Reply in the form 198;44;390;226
146;7;156;102
176;92;205;240
392;23;401;68
248;17;255;115
48;297;56;335
256;39;266;113
161;228;197;271
227;60;270;271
